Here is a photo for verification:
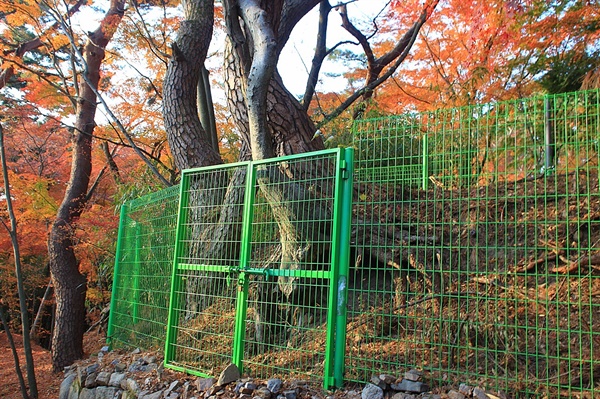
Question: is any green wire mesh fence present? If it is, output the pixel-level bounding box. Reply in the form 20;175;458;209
164;148;353;388
107;184;180;350
349;89;600;397
108;89;600;397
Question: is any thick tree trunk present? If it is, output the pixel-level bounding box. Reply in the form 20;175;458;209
48;0;124;371
163;0;220;170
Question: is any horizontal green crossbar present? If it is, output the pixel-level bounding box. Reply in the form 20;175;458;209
177;263;331;279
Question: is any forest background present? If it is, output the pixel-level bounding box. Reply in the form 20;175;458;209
0;0;599;397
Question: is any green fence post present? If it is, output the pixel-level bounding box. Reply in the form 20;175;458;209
107;201;129;348
132;223;142;324
164;178;191;366
232;163;257;372
422;134;429;190
544;95;556;174
333;147;354;388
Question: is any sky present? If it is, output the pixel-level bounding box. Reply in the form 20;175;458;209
279;1;390;97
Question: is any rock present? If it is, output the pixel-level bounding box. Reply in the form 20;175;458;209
121;378;139;393
139;390;164;399
131;348;141;354
68;380;81;399
95;386;119;399
447;390;466;399
109;373;126;388
267;378;283;393
473;387;490;399
361;383;384;399
59;373;78;399
282;390;298;399
390;380;429;393
165;393;179;399
379;374;396;385
114;363;127;373
121;391;137;399
79;388;96;399
239;395;252;399
255;387;272;399
196;378;216;392
403;369;423;382
216;363;240;386
458;384;473;396
87;364;100;375
369;375;387;390
85;372;99;388
164;380;179;396
96;371;111;386
101;346;110;353
144;355;157;364
390;393;415;399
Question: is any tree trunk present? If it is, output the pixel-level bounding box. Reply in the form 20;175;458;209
48;0;124;371
163;0;220;170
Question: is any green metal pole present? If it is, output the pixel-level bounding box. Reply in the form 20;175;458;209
422;134;429;190
107;201;129;348
164;176;191;366
132;223;141;324
232;163;257;372
334;147;354;388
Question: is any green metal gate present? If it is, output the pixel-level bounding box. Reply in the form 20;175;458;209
164;148;353;388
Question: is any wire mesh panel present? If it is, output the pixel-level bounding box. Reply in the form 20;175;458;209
240;150;350;386
108;185;180;350
349;89;600;398
164;149;353;388
165;163;248;376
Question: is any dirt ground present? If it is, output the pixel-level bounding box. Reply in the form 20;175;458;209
0;329;106;399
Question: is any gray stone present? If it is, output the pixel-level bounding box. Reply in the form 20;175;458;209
390;393;415;399
473;387;490;399
85;372;98;388
267;378;283;393
165;394;179;399
131;348;141;354
79;388;96;399
121;391;137;399
87;364;100;375
255;387;272;399
68;380;81;399
121;378;139;393
390;380;429;393
60;373;78;399
361;383;384;399
379;374;396;384
95;386;119;399
403;370;422;382
196;377;216;392
114;363;127;373
109;373;126;388
216;363;240;386
458;384;473;396
283;390;297;399
369;375;387;390
139;390;164;399
165;380;179;396
144;355;157;364
96;372;111;386
101;346;110;352
447;391;466;399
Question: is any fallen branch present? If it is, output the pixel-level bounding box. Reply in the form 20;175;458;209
550;253;600;274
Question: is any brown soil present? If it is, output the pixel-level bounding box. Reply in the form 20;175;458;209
0;331;59;399
0;328;106;399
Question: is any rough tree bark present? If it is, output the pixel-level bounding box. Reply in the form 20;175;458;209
163;0;220;170
47;0;125;370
